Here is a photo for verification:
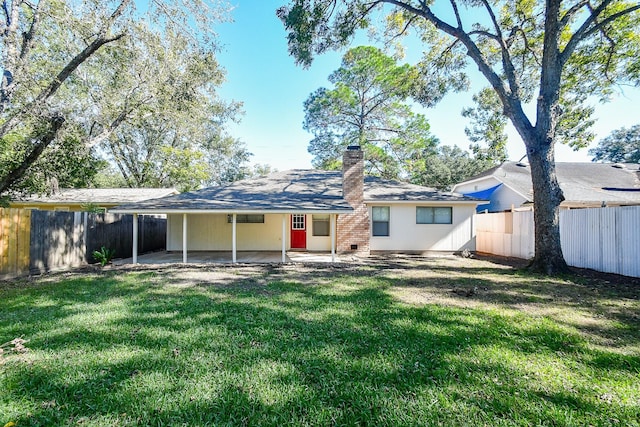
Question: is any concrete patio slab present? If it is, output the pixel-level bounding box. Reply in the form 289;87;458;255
114;251;345;265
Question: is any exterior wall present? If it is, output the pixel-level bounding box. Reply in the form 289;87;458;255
368;203;477;252
167;213;333;252
306;214;333;252
337;147;370;253
452;177;501;194
454;178;528;213
488;186;528;212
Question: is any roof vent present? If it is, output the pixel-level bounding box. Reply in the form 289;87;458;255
612;163;625;169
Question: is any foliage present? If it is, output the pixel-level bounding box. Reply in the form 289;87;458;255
202;135;254;187
462;88;508;162
91;163;129;188
411;145;496;191
1;259;639;425
303;45;438;180
590;124;640;163
278;0;640;274
0;0;240;196
0;124;105;196
92;246;115;266
80;203;106;213
96;25;248;191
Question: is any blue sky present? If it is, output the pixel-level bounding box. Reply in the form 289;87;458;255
216;1;640;171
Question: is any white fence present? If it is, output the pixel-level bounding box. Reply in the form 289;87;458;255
475;206;640;278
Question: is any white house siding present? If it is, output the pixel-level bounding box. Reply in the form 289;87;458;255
167;213;333;252
454;177;528;212
368;203;477;252
489;185;529;212
452;177;502;194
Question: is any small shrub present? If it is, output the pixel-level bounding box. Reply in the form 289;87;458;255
93;246;115;266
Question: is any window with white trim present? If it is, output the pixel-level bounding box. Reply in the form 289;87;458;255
371;206;390;236
416;207;452;224
312;214;330;236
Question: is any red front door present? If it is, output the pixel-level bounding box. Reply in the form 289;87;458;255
291;214;306;249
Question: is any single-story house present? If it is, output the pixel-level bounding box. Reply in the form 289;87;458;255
452;161;640;212
111;147;486;263
10;188;179;212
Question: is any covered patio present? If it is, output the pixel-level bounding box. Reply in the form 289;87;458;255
109;170;355;265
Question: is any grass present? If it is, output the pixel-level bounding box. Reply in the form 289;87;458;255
1;256;639;426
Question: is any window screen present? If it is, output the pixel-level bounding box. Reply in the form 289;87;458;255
312;214;330;236
416;207;452;224
372;206;390;236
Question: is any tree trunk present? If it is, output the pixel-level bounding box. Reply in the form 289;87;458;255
525;137;570;274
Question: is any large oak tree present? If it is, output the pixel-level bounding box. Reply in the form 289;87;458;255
278;0;640;274
0;0;241;196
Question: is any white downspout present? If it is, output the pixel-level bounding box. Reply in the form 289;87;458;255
182;213;187;264
330;213;336;263
282;214;286;263
232;213;237;263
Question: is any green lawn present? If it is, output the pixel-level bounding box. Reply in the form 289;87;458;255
1;257;639;426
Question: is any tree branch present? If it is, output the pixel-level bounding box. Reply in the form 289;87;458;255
449;0;462;29
582;3;640;40
560;0;612;63
381;0;532;131
0;0;131;137
559;0;589;28
18;0;42;62
480;0;521;99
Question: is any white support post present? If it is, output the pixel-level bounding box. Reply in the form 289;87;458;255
232;213;237;263
330;214;336;263
132;213;138;264
282;214;286;263
182;213;188;264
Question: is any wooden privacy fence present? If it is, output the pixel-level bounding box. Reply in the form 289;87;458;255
0;209;166;279
475;206;640;278
0;209;31;278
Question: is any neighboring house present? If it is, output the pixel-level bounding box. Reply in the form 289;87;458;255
111;147;486;262
452;161;640;213
10;188;179;212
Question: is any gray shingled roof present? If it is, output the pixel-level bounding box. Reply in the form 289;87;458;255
464;162;640;205
364;176;482;202
111;169;483;213
15;188;178;205
112;170;351;213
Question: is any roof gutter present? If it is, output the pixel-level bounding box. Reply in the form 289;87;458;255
108;208;354;215
363;199;489;205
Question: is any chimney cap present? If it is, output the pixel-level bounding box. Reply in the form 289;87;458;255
346;145;361;151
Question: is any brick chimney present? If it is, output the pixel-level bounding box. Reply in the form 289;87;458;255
337;146;370;254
